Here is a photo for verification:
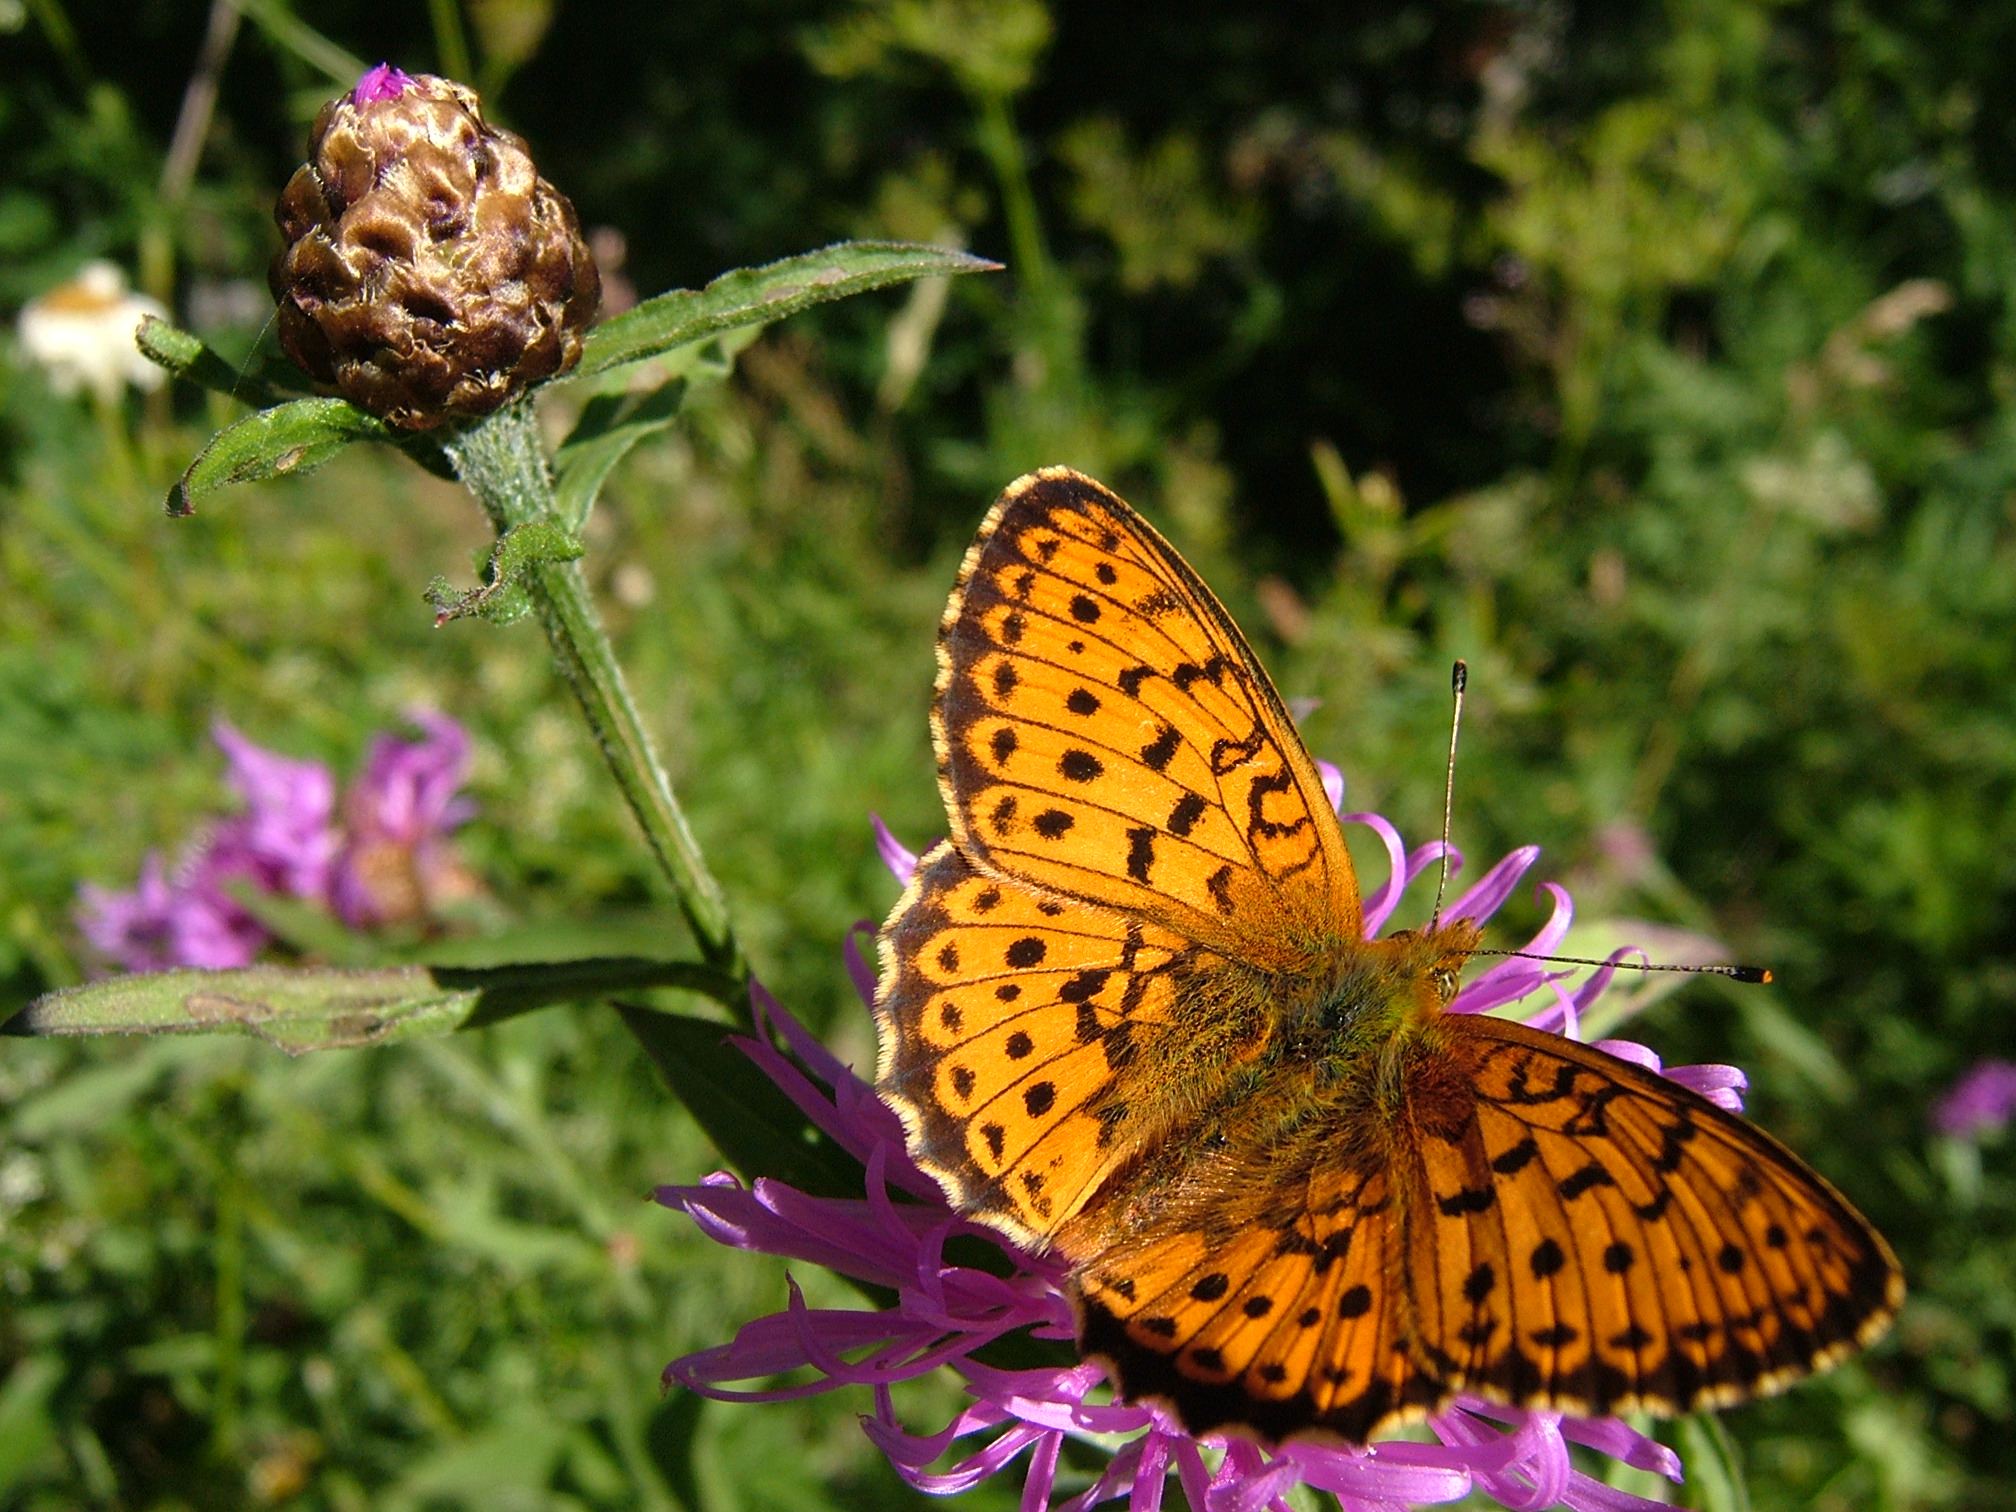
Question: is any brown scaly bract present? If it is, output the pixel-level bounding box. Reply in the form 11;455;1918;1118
269;72;600;430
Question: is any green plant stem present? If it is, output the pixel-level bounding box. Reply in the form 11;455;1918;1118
445;401;748;999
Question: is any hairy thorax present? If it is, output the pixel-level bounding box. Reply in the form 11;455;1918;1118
1064;921;1482;1252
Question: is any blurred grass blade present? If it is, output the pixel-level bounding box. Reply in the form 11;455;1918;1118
1677;1413;1754;1512
7;958;740;1054
137;316;288;409
644;1391;705;1512
167;398;391;515
575;241;1000;381
616;1004;866;1198
0;1356;62;1496
1740;993;1855;1105
227;0;365;85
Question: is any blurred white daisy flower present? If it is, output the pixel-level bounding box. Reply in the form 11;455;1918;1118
17;260;168;401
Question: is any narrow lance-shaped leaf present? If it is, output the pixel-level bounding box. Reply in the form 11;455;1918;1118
5;957;739;1055
553;378;690;532
552;327;759;529
137;316;290;410
167;398;392;516
575;241;1000;381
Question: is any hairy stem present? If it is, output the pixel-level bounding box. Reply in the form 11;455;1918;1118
446;400;747;997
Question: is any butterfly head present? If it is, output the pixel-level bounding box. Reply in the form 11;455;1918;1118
1380;918;1483;1012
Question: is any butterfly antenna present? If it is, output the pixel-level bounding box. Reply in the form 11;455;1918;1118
1429;659;1466;935
1471;946;1773;985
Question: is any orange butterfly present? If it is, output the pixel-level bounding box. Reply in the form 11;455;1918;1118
874;467;1901;1445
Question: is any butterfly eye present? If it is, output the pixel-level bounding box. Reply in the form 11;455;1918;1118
1430;966;1459;1003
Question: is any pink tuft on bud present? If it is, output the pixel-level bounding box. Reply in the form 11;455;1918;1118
352;63;416;105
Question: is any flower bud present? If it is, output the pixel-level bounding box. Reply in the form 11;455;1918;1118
269;65;600;430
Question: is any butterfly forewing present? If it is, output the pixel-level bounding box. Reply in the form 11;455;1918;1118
933;468;1358;966
1398;1015;1903;1419
876;840;1205;1247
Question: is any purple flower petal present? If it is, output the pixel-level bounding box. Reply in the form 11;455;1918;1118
331;710;476;927
75;854;182;972
352;63;416;104
1347;812;1460;937
1317;759;1345;815
1450;882;1574;1017
1442;845;1542;931
212;722;339;899
872;814;922;884
1593;1039;1748;1114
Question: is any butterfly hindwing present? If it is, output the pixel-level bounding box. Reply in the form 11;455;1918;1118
1073;1163;1448;1445
1398;1014;1903;1418
934;468;1359;968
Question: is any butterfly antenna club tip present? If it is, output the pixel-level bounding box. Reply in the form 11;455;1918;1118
1472;948;1776;984
1429;660;1467;934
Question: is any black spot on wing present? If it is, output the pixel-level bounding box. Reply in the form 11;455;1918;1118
1033;808;1074;839
1140;724;1181;773
1126;826;1156;882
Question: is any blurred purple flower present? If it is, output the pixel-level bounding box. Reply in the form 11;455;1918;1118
211;721;340;899
1932;1059;2016;1140
659;808;1745;1512
76;713;477;968
331;710;478;929
76;851;265;971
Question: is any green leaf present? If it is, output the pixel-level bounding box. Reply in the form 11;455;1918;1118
554;328;760;529
136;316;289;409
4;958;740;1054
554;379;689;530
427;520;587;625
616;1005;866;1199
575;241;1000;381
643;1391;705;1512
167;398;392;516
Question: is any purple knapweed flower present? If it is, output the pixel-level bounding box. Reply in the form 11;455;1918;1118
76;851;266;972
210;721;340;900
1932;1059;2016;1140
659;791;1748;1511
352;63;417;105
331;710;478;929
76;725;340;971
77;714;479;968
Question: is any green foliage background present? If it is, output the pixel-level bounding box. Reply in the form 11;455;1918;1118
3;0;2015;1508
